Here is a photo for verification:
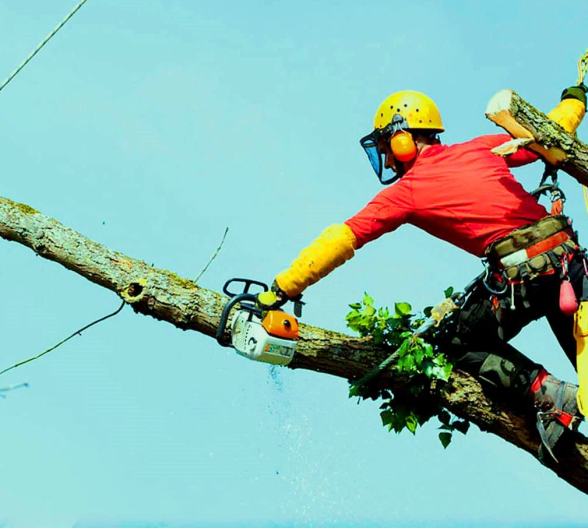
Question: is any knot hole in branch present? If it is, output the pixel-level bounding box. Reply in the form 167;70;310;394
128;282;143;297
122;279;148;303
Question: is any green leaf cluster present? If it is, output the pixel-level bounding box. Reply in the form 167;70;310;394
346;293;413;348
397;337;452;382
346;291;469;448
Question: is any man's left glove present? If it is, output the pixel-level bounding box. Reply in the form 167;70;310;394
548;84;587;134
561;84;588;106
256;281;289;311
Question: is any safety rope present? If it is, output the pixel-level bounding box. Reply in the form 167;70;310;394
0;0;90;94
578;49;588;225
577;48;588;87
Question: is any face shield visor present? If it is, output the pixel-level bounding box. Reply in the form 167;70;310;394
359;114;410;185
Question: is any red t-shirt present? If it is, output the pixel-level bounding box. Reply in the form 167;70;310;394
345;134;548;257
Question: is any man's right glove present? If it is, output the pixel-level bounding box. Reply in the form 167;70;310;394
256;281;288;311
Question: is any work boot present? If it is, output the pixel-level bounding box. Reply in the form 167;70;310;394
529;369;583;463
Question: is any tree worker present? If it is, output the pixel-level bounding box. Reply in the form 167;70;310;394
257;85;588;462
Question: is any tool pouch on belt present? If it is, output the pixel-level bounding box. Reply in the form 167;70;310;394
485;215;578;282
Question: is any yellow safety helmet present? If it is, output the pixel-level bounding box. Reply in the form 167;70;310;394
373;90;444;132
360;90;444;185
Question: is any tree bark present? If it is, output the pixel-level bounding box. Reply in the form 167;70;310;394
2;196;588;494
485;89;588;185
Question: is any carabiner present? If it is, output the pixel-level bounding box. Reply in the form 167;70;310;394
482;267;508;296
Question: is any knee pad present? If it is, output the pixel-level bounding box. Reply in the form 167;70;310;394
479;354;536;394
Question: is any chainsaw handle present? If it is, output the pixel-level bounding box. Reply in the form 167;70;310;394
223;278;268;298
216;293;258;347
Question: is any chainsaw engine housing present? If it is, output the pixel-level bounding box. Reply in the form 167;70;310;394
230;310;296;365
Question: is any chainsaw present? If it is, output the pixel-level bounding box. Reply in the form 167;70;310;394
216;278;302;366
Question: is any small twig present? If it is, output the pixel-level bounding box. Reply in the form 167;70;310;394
194;227;229;284
0;300;125;377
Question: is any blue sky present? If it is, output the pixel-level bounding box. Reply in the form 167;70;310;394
1;0;588;526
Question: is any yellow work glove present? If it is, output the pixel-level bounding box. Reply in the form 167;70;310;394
256;281;288;311
547;84;587;134
275;223;357;298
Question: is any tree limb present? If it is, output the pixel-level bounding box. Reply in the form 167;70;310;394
486;89;588;185
1;196;588;494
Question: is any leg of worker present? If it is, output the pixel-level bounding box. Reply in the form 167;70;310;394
525;265;584;461
450;282;543;396
454;280;580;462
532;293;582;463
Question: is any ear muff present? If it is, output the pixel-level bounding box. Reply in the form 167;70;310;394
389;131;417;162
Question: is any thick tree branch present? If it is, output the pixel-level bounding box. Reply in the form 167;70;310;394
1;196;588;494
486;89;588;185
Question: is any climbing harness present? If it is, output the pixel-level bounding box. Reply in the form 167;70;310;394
0;0;90;94
481;164;579;313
